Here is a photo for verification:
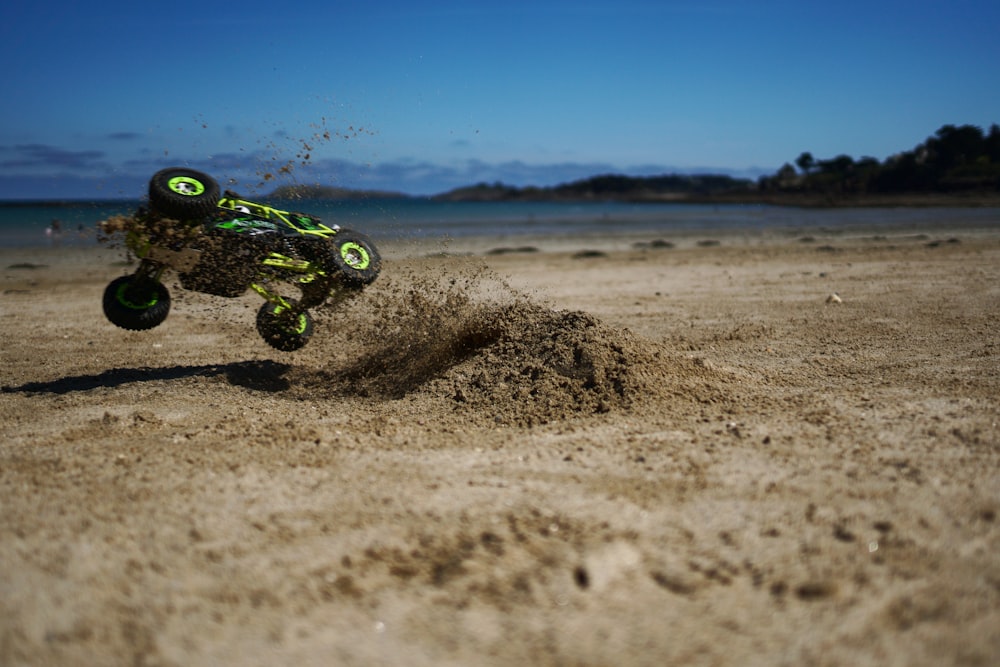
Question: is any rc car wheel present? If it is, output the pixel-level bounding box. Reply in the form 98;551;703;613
329;230;381;289
103;275;171;331
148;167;220;220
256;300;314;352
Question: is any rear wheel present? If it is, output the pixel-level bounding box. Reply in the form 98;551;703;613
329;230;380;289
149;167;220;220
103;275;171;330
256;300;314;352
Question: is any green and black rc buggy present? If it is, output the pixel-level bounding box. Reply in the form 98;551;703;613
102;167;381;351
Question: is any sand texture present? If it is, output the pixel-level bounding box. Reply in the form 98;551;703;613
2;223;998;666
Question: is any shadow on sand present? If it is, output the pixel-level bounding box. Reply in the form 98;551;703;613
1;360;292;395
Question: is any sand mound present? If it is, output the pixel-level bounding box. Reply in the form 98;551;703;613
426;304;659;426
285;267;730;426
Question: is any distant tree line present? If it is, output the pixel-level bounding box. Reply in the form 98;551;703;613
439;124;1000;203
761;124;1000;194
269;123;1000;203
550;173;751;198
433;173;753;201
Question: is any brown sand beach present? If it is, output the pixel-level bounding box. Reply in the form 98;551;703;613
1;220;998;665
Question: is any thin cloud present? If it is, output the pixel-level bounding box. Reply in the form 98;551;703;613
0;144;106;170
0;140;775;199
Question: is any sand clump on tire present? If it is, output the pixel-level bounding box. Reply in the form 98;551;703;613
293;266;726;426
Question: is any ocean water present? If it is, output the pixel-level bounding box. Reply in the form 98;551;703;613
1;198;997;248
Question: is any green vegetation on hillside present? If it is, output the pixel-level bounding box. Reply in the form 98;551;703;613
436;124;1000;204
762;124;1000;195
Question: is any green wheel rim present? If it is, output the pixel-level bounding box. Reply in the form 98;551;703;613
167;176;206;196
289;314;308;334
116;283;159;310
273;306;309;334
340;242;371;270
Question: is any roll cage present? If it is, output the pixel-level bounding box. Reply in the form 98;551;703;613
216;194;341;239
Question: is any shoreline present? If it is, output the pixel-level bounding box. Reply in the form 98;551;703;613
3;212;998;261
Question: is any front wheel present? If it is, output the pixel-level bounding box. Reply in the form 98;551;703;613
148;167;220;220
256;300;314;352
103;275;171;331
329;230;381;289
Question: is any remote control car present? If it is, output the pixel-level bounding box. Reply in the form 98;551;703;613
102;167;381;351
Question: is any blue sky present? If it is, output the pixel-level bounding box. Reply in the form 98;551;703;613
1;0;998;199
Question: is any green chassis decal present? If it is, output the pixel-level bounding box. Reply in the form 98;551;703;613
217;197;335;236
116;282;159;310
168;176;206;196
215;218;278;233
291;214;325;232
340;242;371;270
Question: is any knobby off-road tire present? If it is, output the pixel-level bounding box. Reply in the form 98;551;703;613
329;230;381;289
256;300;314;352
103;275;171;331
148;167;221;220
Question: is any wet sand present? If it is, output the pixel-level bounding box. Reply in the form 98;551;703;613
2;222;998;666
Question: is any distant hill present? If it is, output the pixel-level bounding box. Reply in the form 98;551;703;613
261;123;1000;207
266;184;408;200
433;173;754;202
